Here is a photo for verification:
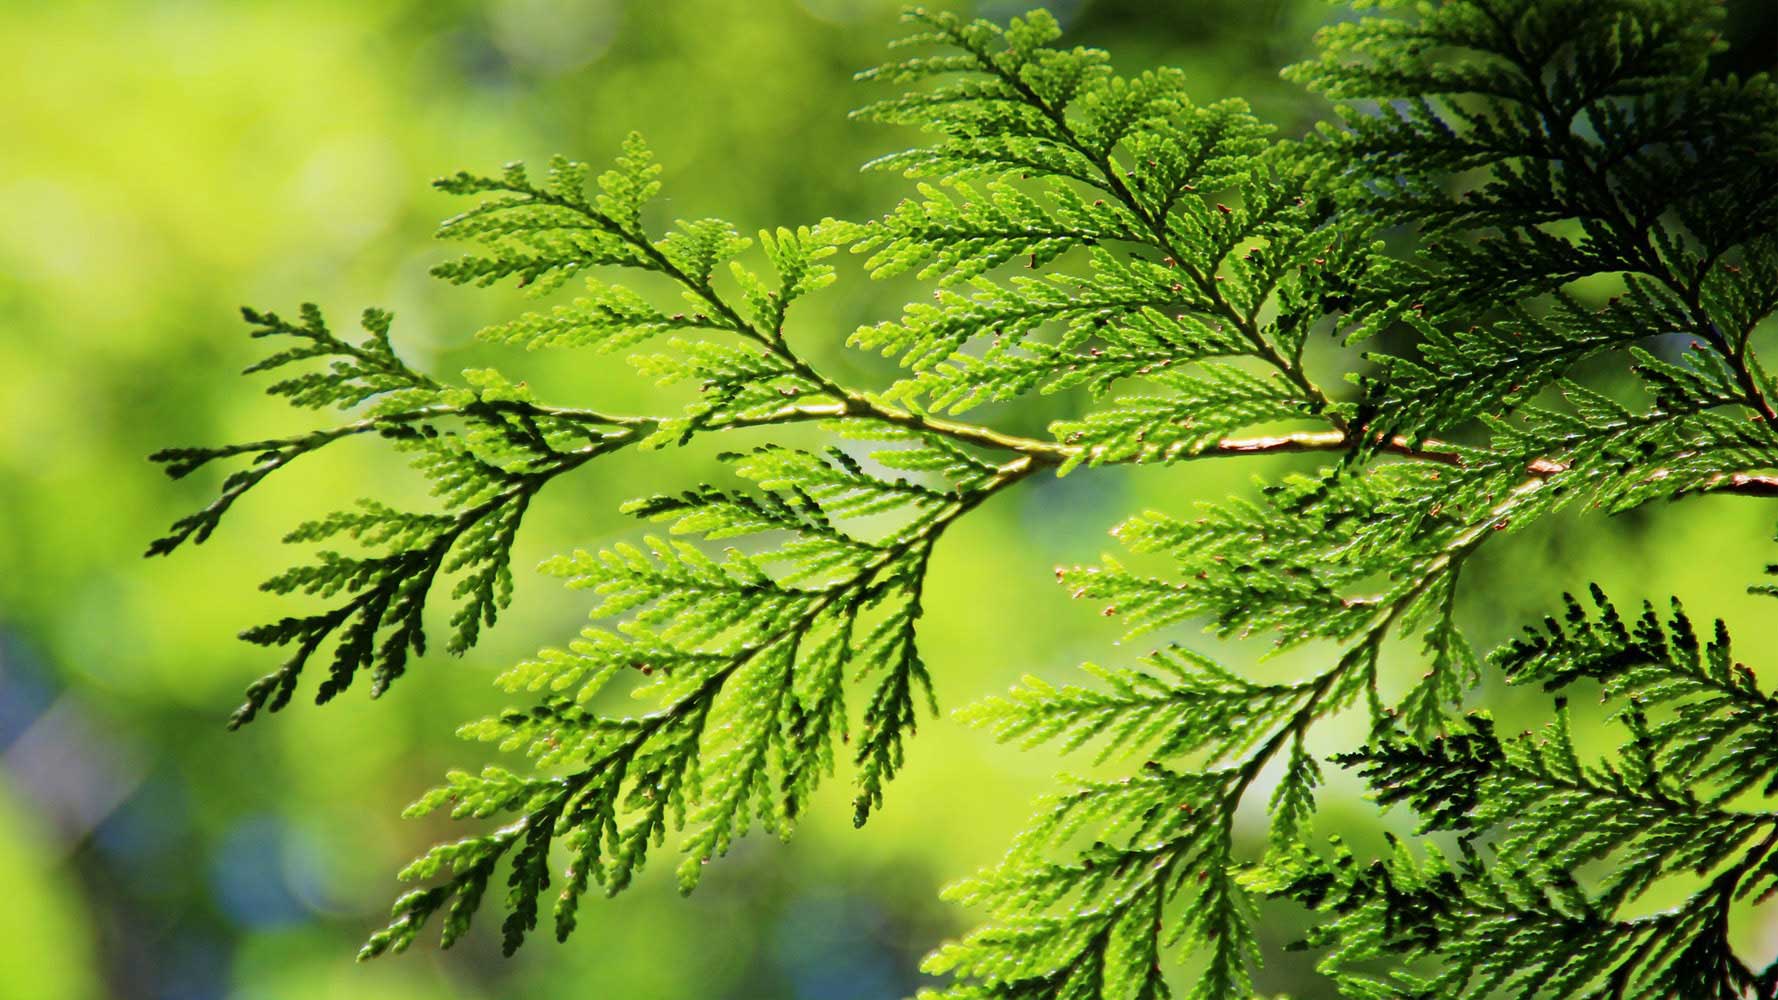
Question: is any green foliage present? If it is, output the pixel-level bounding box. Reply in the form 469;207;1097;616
1262;589;1778;998
846;6;1361;479
148;303;643;726
153;1;1778;996
1287;0;1778;447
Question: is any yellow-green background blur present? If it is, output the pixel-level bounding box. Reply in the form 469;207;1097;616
2;2;1774;997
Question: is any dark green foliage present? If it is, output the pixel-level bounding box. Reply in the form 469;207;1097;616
1287;0;1778;446
153;1;1778;996
1263;590;1778;997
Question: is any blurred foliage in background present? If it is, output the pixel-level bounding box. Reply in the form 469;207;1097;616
0;1;1773;998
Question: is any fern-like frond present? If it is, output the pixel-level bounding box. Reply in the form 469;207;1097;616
1293;0;1778;445
151;4;1778;995
1266;587;1778;999
151;306;643;725
363;444;1035;957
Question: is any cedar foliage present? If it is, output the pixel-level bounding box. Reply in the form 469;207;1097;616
151;1;1778;995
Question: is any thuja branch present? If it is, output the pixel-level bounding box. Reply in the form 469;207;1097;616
911;11;1343;423
1470;0;1778;424
151;4;1778;995
362;452;1038;957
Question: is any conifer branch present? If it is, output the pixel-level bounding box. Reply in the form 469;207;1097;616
363;452;1037;957
150;3;1778;994
906;8;1344;423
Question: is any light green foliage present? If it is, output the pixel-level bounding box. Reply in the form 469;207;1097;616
845;7;1359;483
153;1;1778;996
148;303;642;726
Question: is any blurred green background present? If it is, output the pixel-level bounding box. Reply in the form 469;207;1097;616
2;1;1775;998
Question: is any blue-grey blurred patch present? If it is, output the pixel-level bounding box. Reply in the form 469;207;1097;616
1018;466;1133;560
208;815;310;927
0;629;56;747
771;889;902;1000
151;934;229;1000
91;774;187;889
